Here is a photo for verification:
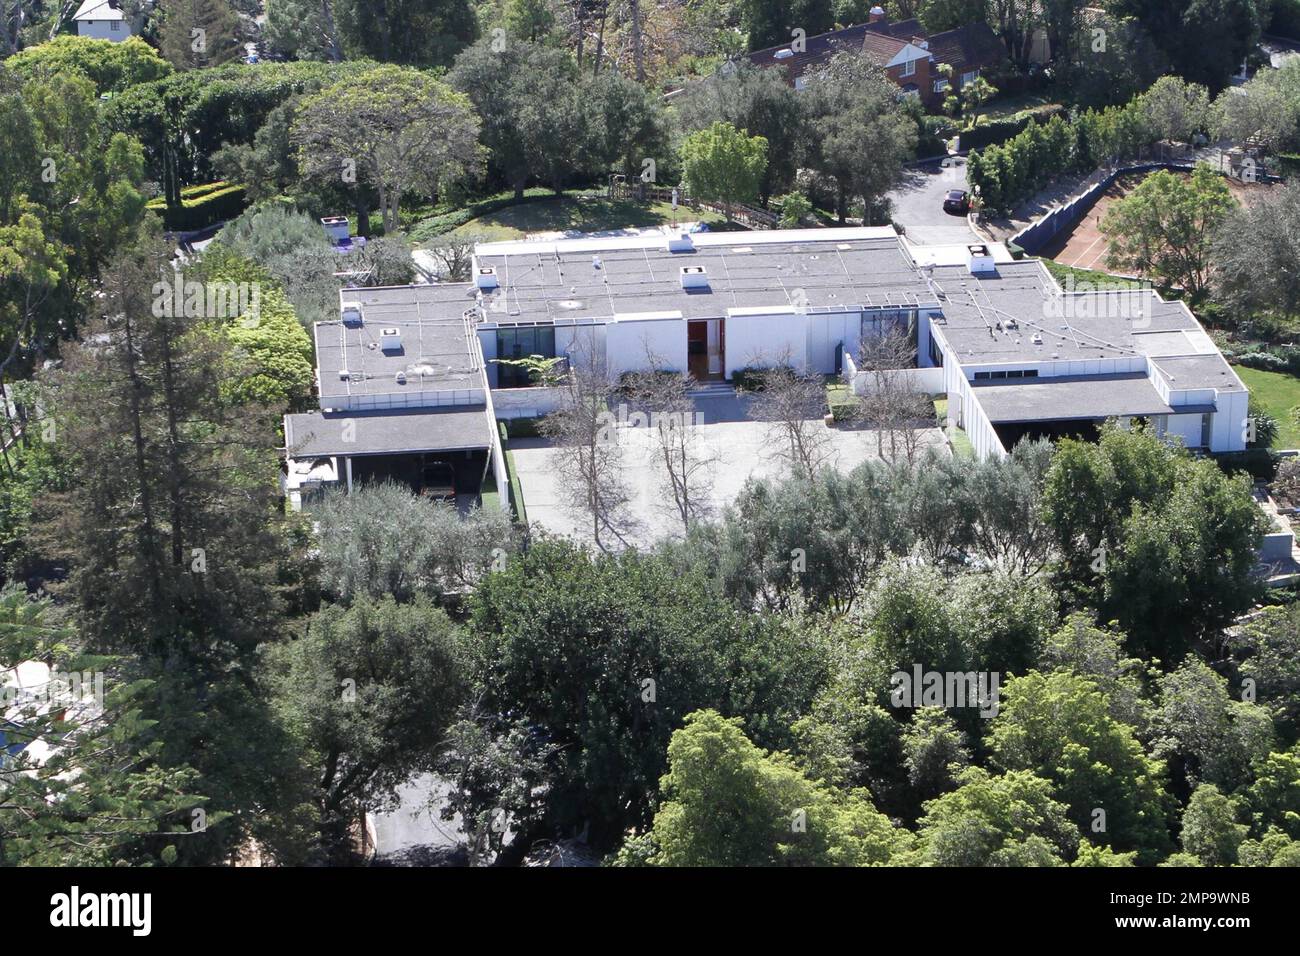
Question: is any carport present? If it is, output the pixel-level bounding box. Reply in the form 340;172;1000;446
284;406;495;501
972;374;1215;448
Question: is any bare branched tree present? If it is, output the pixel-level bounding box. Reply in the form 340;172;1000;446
745;350;834;479
539;340;633;550
422;231;485;282
857;325;931;467
625;350;716;533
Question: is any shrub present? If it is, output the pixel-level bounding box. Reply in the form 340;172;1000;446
147;183;249;231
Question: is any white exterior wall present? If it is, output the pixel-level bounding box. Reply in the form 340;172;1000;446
724;309;808;376
940;342;1007;460
478;328;499;387
604;316;688;378
491;387;564;419
77;20;131;40
1165;413;1204;449
327;387;486;413
807;311;861;375
1212;390;1250;452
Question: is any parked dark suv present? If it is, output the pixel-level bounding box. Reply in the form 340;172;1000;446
943;189;970;215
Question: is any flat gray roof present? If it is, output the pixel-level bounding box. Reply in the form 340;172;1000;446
474;233;936;325
285;407;492;457
972;374;1215;424
926;259;1240;391
316;285;483;402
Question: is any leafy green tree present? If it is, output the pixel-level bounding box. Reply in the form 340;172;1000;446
739;0;833;50
468;538;827;848
504;0;556;41
311;482;513;604
1212;55;1300;152
989;670;1172;860
776;191;812;227
676;62;805;205
0;587;205;866
1154;659;1275;793
158;0;244;71
1110;0;1269;92
190;248;316;410
1042;424;1266;659
638;709;911;866
449;39;586;198
1237;826;1300;865
293;65;482;233
910;767;1078;866
1213;182;1300;322
1101;162;1236;298
1140;75;1212;143
264;0;344;61
902;707;971;801
1180;783;1247;866
678;121;768;222
266;596;468;862
334;0;478;67
1040;613;1153;734
1243;744;1300;839
6;35;172;94
801;52;917;222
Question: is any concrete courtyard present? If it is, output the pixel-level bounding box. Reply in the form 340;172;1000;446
510;393;948;550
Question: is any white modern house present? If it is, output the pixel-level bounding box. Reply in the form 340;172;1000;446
73;0;133;41
282;227;1249;507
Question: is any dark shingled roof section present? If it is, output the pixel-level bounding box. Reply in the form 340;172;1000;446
925;22;1006;77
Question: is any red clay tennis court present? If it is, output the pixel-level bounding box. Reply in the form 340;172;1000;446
1037;170;1279;273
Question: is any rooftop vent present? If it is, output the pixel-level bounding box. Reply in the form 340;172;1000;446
341;301;363;325
966;244;996;275
476;266;499;290
394;371;407;385
380;328;402;352
680;265;709;290
667;231;695;253
592;255;603;271
774;48;795;60
321;216;350;245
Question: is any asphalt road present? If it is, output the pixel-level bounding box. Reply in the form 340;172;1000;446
887;156;979;245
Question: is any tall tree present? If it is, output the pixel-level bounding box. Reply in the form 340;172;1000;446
293;65;482;233
158;0;244;71
800;52;917;222
334;0;477;67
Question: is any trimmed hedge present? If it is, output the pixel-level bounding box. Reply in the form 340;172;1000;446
408;188;563;243
957;105;1065;152
1215;449;1278;482
147;182;248;231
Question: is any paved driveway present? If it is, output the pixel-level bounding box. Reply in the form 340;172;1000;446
887;157;979;245
511;396;947;550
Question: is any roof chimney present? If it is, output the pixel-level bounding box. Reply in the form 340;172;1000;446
869;5;886;23
667;231;695;253
680;265;709;290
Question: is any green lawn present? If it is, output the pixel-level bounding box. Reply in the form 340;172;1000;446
933;397;974;459
1233;365;1300;449
448;195;730;241
977;90;1062;122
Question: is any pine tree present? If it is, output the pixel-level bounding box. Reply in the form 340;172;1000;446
158;0;244;71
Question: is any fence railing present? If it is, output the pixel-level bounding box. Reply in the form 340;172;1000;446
607;177;779;229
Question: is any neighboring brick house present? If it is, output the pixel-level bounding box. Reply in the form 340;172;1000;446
746;7;1006;110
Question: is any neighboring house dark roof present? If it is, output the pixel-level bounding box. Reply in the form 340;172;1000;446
746;17;1003;86
865;17;924;40
284;407;493;457
926;22;1005;77
747;23;906;81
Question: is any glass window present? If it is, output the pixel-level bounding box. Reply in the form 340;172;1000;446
495;325;556;388
901;60;916;77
